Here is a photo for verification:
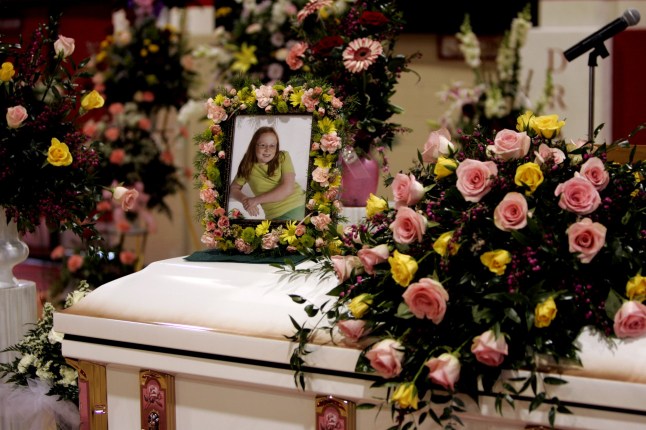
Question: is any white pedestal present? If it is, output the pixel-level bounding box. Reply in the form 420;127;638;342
0;280;37;364
0;280;37;430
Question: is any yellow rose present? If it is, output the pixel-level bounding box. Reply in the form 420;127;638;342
388;250;418;287
1;62;16;82
47;138;73;166
516;110;534;132
391;382;419;410
514;162;544;194
366;193;388;218
534;297;558;328
530;114;565;139
81;90;105;111
480;249;511;276
348;293;373;318
434;156;458;179
433;231;460;257
627;275;646;301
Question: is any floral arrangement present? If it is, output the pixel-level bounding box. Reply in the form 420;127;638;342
288;0;417;166
436;5;553;136
47;243;139;305
192;0;308;86
0;15;105;235
289;112;646;428
1;281;92;405
194;77;346;256
91;2;194;112
83;101;184;221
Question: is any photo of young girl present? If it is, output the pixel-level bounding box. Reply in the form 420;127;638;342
228;116;311;220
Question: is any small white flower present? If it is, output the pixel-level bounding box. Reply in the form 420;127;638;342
48;329;64;344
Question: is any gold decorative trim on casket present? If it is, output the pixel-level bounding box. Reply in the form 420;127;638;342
140;369;176;430
66;359;107;430
316;395;356;430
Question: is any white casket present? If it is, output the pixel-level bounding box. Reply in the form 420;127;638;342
53;257;646;430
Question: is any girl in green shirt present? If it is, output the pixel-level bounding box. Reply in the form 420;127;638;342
229;126;306;220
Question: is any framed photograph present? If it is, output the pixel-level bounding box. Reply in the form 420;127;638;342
226;114;312;221
194;79;346;256
315;395;356;430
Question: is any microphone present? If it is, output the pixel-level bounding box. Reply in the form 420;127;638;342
564;9;641;62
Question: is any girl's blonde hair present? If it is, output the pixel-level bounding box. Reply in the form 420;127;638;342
236;126;282;179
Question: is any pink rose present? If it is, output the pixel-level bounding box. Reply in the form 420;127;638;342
534;143;565;166
471;330;508;367
365;339;404;379
138;117;152;131
392;173;425;208
82;119;97;137
487;129;530;160
402;277;449;323
426;353;460;391
331;255;363;282
66;254;84;273
119;250;138;265
613;301;646;339
554;175;601;215
456;159;498;202
422;127;454;163
112;186;139;211
357;244;390;275
337;319;367;342
54;35;75;58
579;157;609;191
493;192;528;231
6;105;28;128
389;207;427;245
566;218;606;263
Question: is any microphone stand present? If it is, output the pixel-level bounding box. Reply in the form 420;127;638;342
587;42;610;142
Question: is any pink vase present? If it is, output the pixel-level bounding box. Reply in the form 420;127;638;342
340;156;380;207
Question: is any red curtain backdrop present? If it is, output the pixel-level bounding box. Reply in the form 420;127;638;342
613;30;646;146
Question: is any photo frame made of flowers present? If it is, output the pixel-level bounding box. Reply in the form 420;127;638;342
194;77;346;257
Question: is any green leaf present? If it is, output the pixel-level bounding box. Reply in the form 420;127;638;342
304;304;318;317
289;294;306;304
529;392;545;412
543;376;568;385
605;289;624;320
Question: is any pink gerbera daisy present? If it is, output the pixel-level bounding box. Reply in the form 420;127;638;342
296;0;333;23
342;38;383;73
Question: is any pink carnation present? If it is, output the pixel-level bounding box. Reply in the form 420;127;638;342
286;41;308;70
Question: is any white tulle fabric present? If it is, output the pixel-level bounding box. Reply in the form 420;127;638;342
0;379;79;430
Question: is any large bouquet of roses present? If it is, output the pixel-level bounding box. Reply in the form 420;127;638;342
290;112;646;429
0;15;105;236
